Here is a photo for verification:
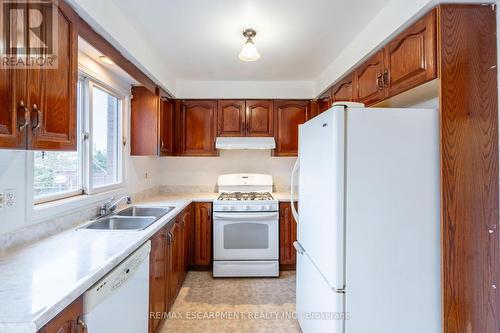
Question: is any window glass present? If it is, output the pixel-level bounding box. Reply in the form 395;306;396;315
91;86;120;188
34;151;80;198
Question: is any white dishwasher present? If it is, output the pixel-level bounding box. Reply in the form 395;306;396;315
83;241;150;333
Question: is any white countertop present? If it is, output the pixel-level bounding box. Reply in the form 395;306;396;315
0;192;291;332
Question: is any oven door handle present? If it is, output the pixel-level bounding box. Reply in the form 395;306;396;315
213;212;279;221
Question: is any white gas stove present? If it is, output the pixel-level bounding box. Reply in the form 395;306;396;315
213;174;279;277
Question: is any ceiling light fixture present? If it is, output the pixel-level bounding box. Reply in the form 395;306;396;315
99;55;115;65
239;29;260;62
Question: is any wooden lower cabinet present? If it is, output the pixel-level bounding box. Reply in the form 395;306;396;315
149;226;168;333
194;202;212;268
148;205;194;333
37;297;84;333
279;202;297;270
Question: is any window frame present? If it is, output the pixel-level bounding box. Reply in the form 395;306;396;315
83;77;125;195
33;71;126;204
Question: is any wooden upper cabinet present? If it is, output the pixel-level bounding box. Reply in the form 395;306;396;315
159;96;174;156
384;10;436;97
0;61;25;149
332;73;355;103
131;86;159;156
37;297;83;333
274;100;310;157
0;2;78;151
217;100;245;137
194;202;212;266
245;100;274;137
355;51;385;105
318;90;332;114
179;100;217;156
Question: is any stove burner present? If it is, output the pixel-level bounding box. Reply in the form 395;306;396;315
217;192;274;201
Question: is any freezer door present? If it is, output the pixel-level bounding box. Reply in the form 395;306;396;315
297;106;345;291
296;248;344;333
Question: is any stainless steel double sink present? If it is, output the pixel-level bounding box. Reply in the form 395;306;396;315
80;206;175;231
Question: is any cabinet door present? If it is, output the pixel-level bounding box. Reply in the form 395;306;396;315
217;100;245;137
131;87;159;156
318;90;332;114
245;100;273;137
159;97;174;156
28;4;77;151
194;202;212;266
149;228;167;333
37;297;83;333
167;223;180;307
384;10;436;97
179;100;217;156
274;100;310;157
332;74;355;103
0;7;26;151
355;51;385;106
182;207;193;272
279;202;297;270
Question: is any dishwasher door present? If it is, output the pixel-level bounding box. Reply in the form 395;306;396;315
83;241;151;333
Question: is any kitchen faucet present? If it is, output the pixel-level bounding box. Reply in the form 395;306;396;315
98;195;132;217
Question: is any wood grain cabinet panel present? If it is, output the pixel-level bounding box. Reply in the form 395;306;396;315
217;100;245;136
28;3;77;151
149;227;167;333
279;202;297;270
0;1;26;151
179;100;217;156
194;202;212;267
245;100;274;137
317;90;332;114
167;222;180;307
384;10;436;98
159;96;174;156
37;297;83;333
131;86;159;156
355;51;385;105
274;100;310;156
332;73;355;103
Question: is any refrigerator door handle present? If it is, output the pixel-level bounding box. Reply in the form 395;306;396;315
293;241;304;255
290;157;300;223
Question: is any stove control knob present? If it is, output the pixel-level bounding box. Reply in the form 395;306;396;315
259;205;265;210
265;205;271;210
244;205;250;210
222;206;228;211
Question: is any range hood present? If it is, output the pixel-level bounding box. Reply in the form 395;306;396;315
216;137;276;150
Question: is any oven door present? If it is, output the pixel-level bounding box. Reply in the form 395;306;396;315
213;211;279;260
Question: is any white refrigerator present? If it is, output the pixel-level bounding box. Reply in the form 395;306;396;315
291;103;441;333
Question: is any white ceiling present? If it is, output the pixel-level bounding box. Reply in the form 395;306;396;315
109;0;391;82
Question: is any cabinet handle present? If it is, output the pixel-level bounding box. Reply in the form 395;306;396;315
31;104;42;130
376;74;383;90
76;316;86;333
207;208;211;220
161;140;164;149
167;232;172;244
383;70;389;87
17;100;29;131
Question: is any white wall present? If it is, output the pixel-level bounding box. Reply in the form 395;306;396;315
175;80;315;99
158;150;296;190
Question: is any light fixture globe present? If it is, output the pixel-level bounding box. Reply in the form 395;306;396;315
239;29;260;62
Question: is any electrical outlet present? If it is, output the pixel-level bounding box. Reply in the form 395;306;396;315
5;190;15;209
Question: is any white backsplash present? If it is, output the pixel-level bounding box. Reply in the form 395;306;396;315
157;150;296;189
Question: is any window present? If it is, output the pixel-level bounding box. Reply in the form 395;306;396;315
34;75;124;203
